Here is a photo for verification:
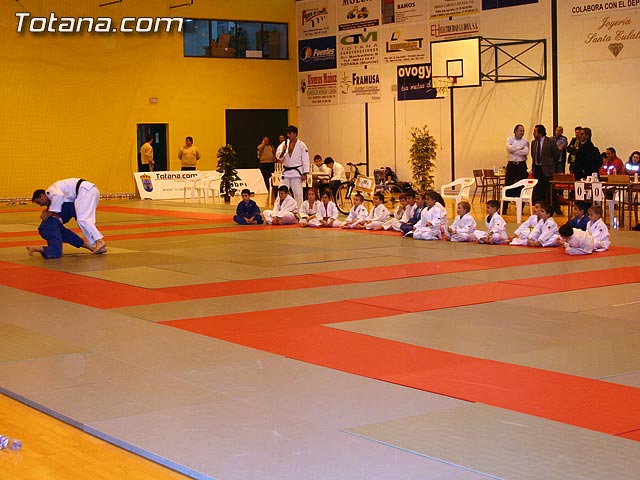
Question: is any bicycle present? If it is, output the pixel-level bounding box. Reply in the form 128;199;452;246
335;163;406;214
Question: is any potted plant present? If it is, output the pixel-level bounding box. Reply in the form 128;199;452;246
216;144;239;202
408;126;438;192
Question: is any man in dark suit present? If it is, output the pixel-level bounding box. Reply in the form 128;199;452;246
574;127;602;182
531;124;560;209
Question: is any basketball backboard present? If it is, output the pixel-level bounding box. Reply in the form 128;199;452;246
430;37;481;88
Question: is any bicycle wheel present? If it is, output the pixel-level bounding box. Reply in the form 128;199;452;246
386;184;404;206
335;182;354;214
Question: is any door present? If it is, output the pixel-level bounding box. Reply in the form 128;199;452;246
225;109;288;169
137;124;168;171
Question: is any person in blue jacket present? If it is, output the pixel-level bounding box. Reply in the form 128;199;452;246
233;189;263;225
26;202;92;258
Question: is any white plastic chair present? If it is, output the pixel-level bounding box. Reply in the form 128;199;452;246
183;173;210;203
500;178;538;223
440;177;475;206
206;172;224;204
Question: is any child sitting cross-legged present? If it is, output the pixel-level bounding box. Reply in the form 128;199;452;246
400;191;423;237
569;201;591;231
337;192;369;229
263;185;298;225
308;190;340;228
558;222;594;255
361;192;390;230
299;188;320;227
509;202;541;245
527;204;559;247
445;201;476;242
474;199;507;244
413;190;447;240
382;194;407;231
587;205;610;252
233;189;263;225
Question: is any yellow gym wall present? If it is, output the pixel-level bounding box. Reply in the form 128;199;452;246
0;0;297;198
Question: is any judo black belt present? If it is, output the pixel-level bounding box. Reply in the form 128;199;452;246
283;165;304;176
75;179;86;196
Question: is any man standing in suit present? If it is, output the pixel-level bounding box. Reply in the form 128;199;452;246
531;124;560;211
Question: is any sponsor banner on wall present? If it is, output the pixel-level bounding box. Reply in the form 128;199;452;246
569;0;639;16
337;0;381;31
430;0;480;19
338;29;380;67
381;23;428;63
298;36;337;72
562;2;640;61
296;0;336;38
298;70;339;106
396;63;437;100
394;0;428;23
430;15;480;39
134;170;267;200
338;67;382;103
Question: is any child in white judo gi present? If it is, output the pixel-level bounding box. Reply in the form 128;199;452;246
338;193;369;229
413;190;447;240
474;200;508;244
382;194;407;231
527;204;559;247
509;202;541;246
299;188;320;227
587;205;610;252
309;190;340;227
445;201;476;242
264;185;298;225
558;223;594;255
361;192;391;230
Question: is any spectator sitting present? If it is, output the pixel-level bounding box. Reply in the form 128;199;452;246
324;157;347;199
599;147;624;176
233;189;263;225
569;201;590;231
624;151;640;176
558;223;594;255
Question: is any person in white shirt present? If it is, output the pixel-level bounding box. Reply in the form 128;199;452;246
299;188;320;227
445;201;477;242
309;190;340;228
276;125;309;207
503;124;530;212
177;136;201;171
337;193;369;229
558;223;594;255
509;202;542;245
361;192;390;230
309;155;330;193
474;200;508;244
382;194;407;231
413;191;447;240
32;178;107;254
527;204;559;247
263;185;298;225
323;157;347;200
586;205;610;251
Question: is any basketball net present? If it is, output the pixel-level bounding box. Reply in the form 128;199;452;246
432;76;456;98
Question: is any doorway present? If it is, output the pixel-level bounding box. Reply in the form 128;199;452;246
225;109;288;169
137;124;168;171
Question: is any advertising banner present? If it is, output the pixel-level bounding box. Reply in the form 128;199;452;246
396;63;437;100
338;67;382;103
338;29;380;67
429;0;480;19
394;0;428;23
337;0;381;31
298;70;339;106
381;23;428;63
298;36;337;72
430;15;480;39
296;0;336;38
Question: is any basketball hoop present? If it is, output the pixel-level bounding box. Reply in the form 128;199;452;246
432;76;457;98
